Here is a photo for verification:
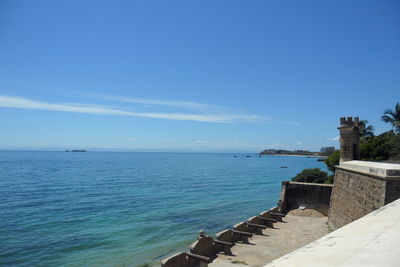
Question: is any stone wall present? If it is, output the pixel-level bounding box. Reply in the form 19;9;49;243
328;161;400;231
386;179;400;204
327;169;385;230
280;182;333;216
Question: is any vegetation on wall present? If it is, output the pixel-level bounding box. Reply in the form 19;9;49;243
292;102;400;184
324;150;340;173
360;130;400;160
359;103;400;161
291;168;328;184
360;130;399;161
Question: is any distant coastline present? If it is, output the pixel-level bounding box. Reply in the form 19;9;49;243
263;154;325;158
259;148;333;158
259;149;318;156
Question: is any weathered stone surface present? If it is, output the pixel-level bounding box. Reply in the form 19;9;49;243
338;117;360;163
190;236;218;258
281;182;333;216
215;230;233;243
161;252;200;267
385;179;400;204
328;164;400;231
340;160;400;177
233;222;247;232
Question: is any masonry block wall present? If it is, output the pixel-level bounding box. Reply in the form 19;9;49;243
281;182;333;216
328;165;400;231
385;179;400;204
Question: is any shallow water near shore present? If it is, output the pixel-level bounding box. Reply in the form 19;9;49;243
0;151;327;266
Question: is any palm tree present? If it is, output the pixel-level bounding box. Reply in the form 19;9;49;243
359;120;374;137
381;102;400;134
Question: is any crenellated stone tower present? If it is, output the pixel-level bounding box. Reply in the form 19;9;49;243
338;117;360;163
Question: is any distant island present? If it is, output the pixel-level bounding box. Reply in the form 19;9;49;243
65;149;87;152
259;147;336;157
259;149;320;156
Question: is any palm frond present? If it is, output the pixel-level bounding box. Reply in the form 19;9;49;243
383;109;395;116
382;103;400;133
381;115;394;123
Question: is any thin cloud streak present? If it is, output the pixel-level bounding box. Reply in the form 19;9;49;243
0;95;263;123
102;95;222;111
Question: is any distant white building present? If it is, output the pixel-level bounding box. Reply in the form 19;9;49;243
320;147;335;154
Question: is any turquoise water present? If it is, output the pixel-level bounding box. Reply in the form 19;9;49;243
0;151;327;266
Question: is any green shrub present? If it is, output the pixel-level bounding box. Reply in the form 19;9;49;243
291;168;328;184
390;134;400;159
360;130;396;161
325;175;335;184
324;150;340;173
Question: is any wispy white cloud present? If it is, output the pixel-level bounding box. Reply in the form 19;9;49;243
296;141;303;145
127;137;137;142
326;136;340;141
100;95;222;112
279;121;301;126
0;95;263;123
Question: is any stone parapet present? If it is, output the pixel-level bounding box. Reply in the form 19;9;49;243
328;161;400;230
339;160;400;178
280;182;333;216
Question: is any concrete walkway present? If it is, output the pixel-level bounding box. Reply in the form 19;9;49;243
265;198;400;267
209;210;329;267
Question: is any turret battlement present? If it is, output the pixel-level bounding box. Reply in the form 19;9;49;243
339;117;360;128
338;116;360;163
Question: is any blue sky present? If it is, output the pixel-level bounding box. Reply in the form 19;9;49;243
0;0;399;152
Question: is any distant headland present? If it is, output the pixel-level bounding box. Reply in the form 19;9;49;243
65;149;87;152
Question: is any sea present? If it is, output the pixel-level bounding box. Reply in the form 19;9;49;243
0;151;328;267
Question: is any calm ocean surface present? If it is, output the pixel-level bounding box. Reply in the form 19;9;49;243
0;151;327;267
